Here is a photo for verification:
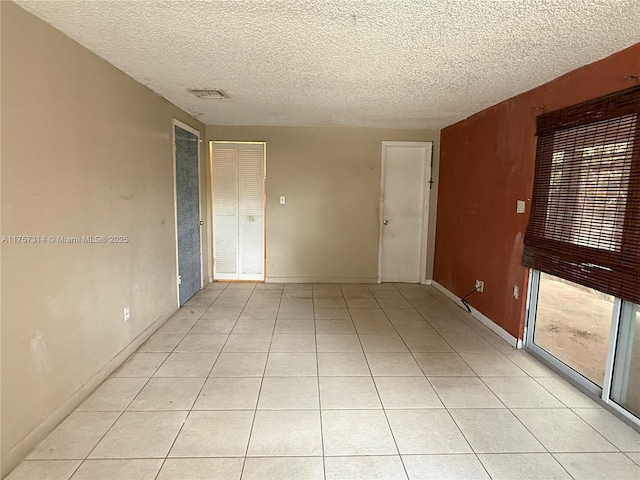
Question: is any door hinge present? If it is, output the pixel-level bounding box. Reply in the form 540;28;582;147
428;159;435;190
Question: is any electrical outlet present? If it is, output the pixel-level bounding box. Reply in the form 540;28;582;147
475;280;484;293
124;306;130;322
513;285;520;299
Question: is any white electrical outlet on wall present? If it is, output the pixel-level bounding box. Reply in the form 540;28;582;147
124;306;130;322
475;280;484;293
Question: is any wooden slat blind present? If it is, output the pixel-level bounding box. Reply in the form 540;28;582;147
523;85;640;304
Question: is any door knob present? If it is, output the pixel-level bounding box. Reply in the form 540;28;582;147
383;220;389;225
198;220;204;226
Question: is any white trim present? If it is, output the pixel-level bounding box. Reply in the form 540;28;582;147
173;119;201;137
608;300;637;408
203;134;214;284
172;119;203;305
602;298;622;401
197;131;205;291
431;280;520;348
1;305;176;477
418;143;430;285
524;269;539;348
422;279;433;286
605;398;640;430
266;276;379;284
208;141;215;283
171;123;180;305
378;141;432;284
377;144;385;283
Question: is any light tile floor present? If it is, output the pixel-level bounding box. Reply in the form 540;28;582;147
7;283;640;480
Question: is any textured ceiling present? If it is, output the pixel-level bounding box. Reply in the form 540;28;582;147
14;0;640;129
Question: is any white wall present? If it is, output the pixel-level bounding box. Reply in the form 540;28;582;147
206;125;441;283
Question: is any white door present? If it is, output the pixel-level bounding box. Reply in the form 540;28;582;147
211;142;265;281
379;142;432;283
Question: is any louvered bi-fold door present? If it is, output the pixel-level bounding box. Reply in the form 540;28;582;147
212;143;265;281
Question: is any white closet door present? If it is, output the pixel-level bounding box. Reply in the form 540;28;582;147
211;143;264;281
238;145;265;280
212;146;239;279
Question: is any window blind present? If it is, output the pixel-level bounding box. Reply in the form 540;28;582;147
523;85;640;304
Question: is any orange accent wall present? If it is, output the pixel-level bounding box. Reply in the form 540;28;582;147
434;43;640;339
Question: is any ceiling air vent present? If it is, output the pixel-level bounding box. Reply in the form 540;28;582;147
188;89;230;99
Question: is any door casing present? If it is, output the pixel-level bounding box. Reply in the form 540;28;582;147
172;119;203;305
378;141;432;284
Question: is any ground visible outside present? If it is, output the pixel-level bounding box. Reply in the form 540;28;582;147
534;273;640;415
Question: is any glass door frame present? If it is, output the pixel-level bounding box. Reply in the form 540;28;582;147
525;269;639;428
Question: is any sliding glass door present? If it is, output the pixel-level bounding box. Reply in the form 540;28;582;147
610;301;640;418
522;85;640;426
532;272;614;387
527;270;640;426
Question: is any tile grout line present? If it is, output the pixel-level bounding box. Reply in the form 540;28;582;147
63;284;231;479
160;282;247;478
76;331;192;476
393;285;494;479
12;283;638;480
152;282;234;480
385;284;494;476
413;283;538;477
311;285;328;480
360;282;411;479
238;283;281;479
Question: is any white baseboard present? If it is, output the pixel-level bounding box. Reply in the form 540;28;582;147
431;280;521;349
265;277;433;285
1;305;177;478
266;277;379;284
422;279;433;286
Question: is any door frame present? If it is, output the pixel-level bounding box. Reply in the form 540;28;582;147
172;119;204;305
209;140;267;282
525;269;604;397
378;141;433;284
